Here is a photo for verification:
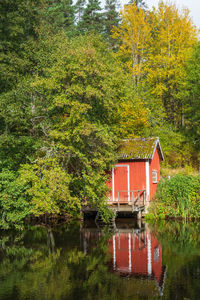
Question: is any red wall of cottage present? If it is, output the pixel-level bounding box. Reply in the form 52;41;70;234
107;147;161;202
107;161;146;202
149;146;160;199
130;160;146;191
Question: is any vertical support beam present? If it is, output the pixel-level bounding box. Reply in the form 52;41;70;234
83;236;87;255
118;191;120;209
132;191;134;211
145;160;150;203
138;191;141;207
137;210;142;219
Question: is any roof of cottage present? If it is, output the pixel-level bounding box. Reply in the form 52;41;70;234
118;137;164;161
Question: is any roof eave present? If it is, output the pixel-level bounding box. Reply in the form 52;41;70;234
151;138;164;161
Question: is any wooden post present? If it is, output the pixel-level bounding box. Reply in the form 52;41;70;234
143;190;145;206
138;191;140;208
118;191;120;209
132;191;134;211
137;210;142;220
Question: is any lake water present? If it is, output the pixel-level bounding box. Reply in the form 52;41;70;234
0;218;200;300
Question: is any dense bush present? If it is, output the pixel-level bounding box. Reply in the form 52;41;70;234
0;170;32;229
148;174;200;219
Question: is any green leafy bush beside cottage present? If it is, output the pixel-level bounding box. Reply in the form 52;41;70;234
147;175;200;219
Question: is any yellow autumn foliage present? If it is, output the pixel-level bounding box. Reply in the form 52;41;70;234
112;1;198;126
112;3;152;84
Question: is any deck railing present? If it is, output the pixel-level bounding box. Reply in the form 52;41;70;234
108;189;146;211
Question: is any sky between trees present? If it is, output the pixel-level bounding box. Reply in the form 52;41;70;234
120;0;200;28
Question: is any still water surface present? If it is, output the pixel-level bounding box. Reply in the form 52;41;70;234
0;219;200;300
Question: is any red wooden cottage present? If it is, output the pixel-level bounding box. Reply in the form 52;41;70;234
107;137;164;206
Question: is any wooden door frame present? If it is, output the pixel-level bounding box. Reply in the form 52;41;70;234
112;164;130;202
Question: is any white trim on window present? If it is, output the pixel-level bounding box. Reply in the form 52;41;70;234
152;170;158;184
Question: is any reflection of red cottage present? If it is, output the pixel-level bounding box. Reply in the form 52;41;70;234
108;231;166;296
107;137;164;206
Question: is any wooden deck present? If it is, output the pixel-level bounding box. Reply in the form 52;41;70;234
82;189;146;219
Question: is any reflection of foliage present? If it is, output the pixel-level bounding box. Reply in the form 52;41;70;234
67;231;118;300
19;249;72;300
2;222;200;300
149;221;200;300
149;221;200;253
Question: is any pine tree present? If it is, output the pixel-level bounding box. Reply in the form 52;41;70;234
75;0;86;23
104;0;120;42
79;0;104;33
0;0;44;93
46;0;75;35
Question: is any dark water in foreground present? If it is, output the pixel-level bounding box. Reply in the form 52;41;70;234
0;219;200;300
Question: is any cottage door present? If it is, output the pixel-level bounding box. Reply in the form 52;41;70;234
112;165;130;203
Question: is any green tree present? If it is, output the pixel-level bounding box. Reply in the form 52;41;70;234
45;0;76;35
103;0;120;43
75;0;86;23
183;42;200;155
1;32;144;221
0;0;44;93
79;0;104;33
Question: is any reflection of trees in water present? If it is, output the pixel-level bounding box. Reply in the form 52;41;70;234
149;221;200;300
0;224;117;300
0;221;200;300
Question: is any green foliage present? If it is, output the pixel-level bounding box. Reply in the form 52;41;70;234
149;174;200;219
75;0;86;23
19;159;80;217
112;1;199;168
0;170;32;229
79;0;103;33
45;0;76;36
103;0;119;43
1;0;200;227
27;33;136;214
183;41;200;155
0;0;42;92
1;33;134;225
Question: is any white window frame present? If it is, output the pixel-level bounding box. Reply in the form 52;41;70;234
152;170;158;184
